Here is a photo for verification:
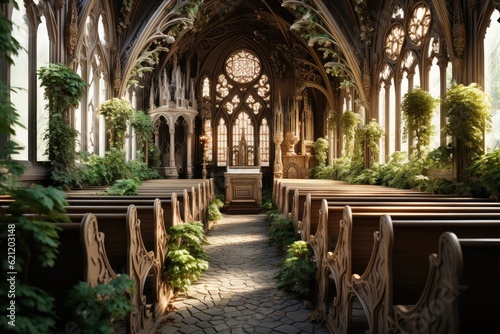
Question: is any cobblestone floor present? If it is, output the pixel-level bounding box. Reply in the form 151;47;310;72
151;213;330;334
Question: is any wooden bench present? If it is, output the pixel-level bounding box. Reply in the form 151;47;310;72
321;205;500;334
26;214;120;331
352;217;500;333
296;191;499;242
65;190;191;226
291;189;497;233
64;205;156;334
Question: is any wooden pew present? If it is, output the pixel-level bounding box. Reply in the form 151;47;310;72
291;188;497;233
321;205;500;334
353;218;500;333
63;198;172;317
64;205;156;334
26;214;120;331
65;190;191;225
296;192;499;242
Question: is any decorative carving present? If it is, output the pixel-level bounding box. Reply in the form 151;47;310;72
363;58;371;102
113;52;122;96
467;0;477;9
453;0;466;57
65;0;78;58
56;0;65;9
81;213;118;286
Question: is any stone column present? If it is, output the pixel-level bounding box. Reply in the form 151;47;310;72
186;129;193;179
169;128;175;167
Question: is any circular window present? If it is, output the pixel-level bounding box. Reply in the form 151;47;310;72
225;50;261;84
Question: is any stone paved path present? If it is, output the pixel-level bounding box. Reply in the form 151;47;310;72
152;213;330;334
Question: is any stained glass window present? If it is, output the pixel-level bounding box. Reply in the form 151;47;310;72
224;95;241;114
217;119;227;166
226;50;261;83
216;74;233;103
408;4;431;46
246;94;262;114
259;118;270;166
232;112;254;166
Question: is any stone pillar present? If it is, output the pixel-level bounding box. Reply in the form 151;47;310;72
169;128;175;167
186;129;193;179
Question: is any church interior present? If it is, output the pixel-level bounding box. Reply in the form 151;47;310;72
2;0;500;333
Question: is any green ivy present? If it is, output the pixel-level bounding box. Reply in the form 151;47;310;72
0;5;68;330
38;63;87;189
360;119;384;165
130;110;154;152
275;241;317;297
66;275;135;334
208;202;222;222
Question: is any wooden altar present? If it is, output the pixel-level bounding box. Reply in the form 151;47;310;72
224;166;262;208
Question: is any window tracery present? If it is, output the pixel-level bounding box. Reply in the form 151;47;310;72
259;118;270;166
224;95;241;114
385;24;405;61
232;112;255;166
202;76;211;98
225;50;261;83
216;74;233;105
408;4;431;46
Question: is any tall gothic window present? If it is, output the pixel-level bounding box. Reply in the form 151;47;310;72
217;118;227;166
214;49;271;166
484;9;500;151
385;24;405;61
260;118;270;166
407;4;431;46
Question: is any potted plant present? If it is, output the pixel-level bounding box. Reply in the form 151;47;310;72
401;87;438;160
442;83;492;177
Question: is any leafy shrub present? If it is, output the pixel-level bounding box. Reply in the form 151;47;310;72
268;213;298;249
208;202;222;221
466;149;500;197
275;241;317;297
106;179;141;195
313;137;328;165
165;222;209;293
66;275;135;334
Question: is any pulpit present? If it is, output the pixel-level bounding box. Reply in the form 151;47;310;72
224;166;262;210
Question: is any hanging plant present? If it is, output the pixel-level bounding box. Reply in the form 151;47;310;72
327;115;336;132
130;110;154;154
38;63;87;189
341;111;361;158
443;83;492;166
401;87;438;160
99;98;134;148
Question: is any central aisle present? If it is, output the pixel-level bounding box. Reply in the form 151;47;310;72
153;213;330;334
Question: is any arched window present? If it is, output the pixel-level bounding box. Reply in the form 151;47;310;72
217;118;227;166
259;118;270;166
385;24;405;61
379;63;396;160
408;4;431;46
214;49;271;167
484;9;500;151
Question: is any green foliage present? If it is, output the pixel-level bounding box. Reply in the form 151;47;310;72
99;98;135;148
425;144;453;170
148;144;162;168
275;241;317;297
359;119;384;165
312;164;336;180
208;202;222;222
268;213;298;249
443;83;492;164
164;249;209;293
79;149;160;187
401;87;438;159
313;137;328;165
341;111;361;158
38;63;86;189
466;149;500;197
377;152;427;190
165;222;209;292
106;179;141;195
0;3;70;332
66;275;135;334
262;188;273;211
131;110;154;152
